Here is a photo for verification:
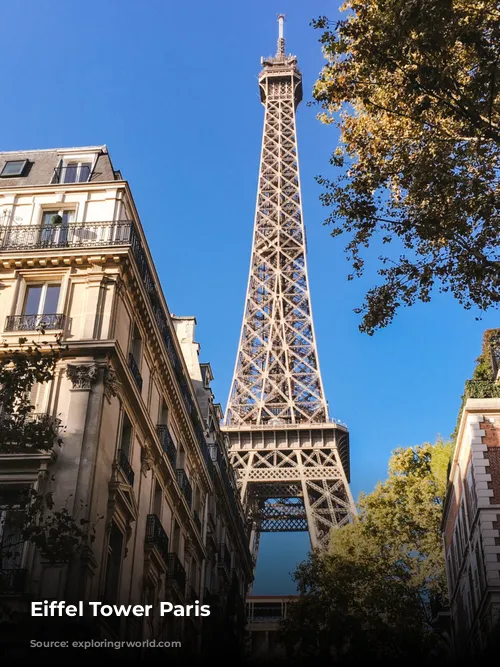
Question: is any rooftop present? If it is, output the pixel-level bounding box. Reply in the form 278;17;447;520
0;145;120;188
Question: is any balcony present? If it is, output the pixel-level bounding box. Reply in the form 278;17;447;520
0;220;134;251
0;412;61;452
118;449;134;486
176;469;192;509
5;313;66;332
145;514;169;566
0;568;27;594
167;553;186;592
193;509;202;534
128;353;143;391
156;424;177;469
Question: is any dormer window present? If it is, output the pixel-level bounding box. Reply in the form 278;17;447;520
200;363;213;389
1;159;28;177
53;160;92;184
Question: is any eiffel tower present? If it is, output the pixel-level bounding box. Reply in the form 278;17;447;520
222;15;356;565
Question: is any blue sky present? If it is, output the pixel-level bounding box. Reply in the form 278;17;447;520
4;0;498;594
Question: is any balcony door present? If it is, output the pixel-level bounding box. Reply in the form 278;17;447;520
22;283;62;331
40;209;75;247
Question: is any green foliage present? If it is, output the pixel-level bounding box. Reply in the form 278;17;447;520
2;489;96;565
280;440;453;661
0;337;64;452
312;1;500;334
0;339;95;566
452;328;500;442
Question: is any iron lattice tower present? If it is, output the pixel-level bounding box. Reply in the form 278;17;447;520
223;16;356;562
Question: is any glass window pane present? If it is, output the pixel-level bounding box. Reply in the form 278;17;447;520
1;160;27;177
120;414;132;457
23;286;42;315
42;211;58;226
43;285;60;313
63;164;78;183
79;163;91;182
61;210;75;224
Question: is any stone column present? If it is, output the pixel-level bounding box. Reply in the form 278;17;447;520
60;363;99;514
64;361;102;601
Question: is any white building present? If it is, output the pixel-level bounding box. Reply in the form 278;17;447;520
0;146;252;657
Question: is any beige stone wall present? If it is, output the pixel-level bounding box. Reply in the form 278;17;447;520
443;400;500;651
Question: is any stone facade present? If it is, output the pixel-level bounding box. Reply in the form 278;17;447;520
0;145;252;655
442;398;500;656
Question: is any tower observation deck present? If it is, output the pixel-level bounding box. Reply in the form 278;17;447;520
223;15;356;564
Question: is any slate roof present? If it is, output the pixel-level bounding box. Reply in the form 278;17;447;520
0;146;120;188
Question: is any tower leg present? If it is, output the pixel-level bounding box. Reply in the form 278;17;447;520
297;450;319;550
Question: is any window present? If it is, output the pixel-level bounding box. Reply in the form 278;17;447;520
26;381;48;413
153;481;162;517
119;413;133;459
42;209;75;227
130;324;142;365
54;161;91;184
0;160;28;177
23;283;61;317
40;209;75;247
7;282;64;332
103;521;124;603
159;400;169;426
117;412;134;486
171;521;180;554
177;443;185;469
128;324;143;390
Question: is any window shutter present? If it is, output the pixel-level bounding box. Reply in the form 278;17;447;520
27;382;47;413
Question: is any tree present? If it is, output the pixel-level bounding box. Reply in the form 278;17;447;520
312;1;500;334
280;440;453;662
0;338;94;577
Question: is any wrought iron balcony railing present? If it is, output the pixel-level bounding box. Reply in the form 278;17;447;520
156;424;177;468
167;553;186;591
0;568;27;593
247;604;285;622
5;313;66;332
0;412;61;451
128;353;143;391
118;449;134;486
176;469;192;509
0;220;134;251
145;514;169;566
193;509;202;534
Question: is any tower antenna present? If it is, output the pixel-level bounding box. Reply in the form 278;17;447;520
277;13;285;56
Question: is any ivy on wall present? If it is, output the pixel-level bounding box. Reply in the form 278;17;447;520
452;328;500;443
